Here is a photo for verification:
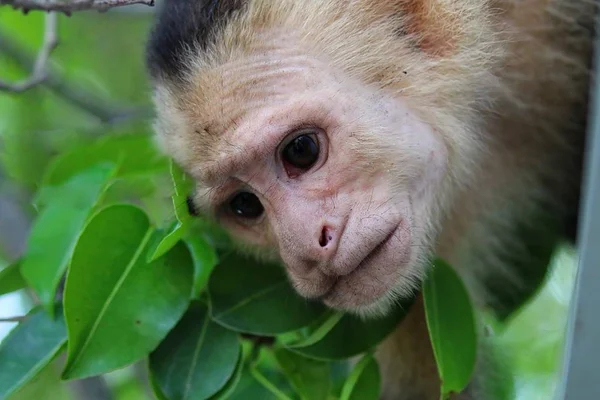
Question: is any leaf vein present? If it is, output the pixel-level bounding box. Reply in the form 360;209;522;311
214;280;287;318
66;228;153;373
183;312;211;399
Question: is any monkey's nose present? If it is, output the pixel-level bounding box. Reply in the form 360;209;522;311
317;225;341;261
319;226;334;248
288;224;342;277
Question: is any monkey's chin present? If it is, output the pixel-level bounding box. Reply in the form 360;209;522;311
320;223;414;319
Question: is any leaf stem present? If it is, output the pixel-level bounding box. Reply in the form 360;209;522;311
250;365;294;400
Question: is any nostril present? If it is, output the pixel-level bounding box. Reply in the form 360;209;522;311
319;226;334;248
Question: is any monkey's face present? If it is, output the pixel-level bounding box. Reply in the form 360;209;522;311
154;48;448;317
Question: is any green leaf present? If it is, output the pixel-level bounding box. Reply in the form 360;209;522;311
185;236;218;298
209;252;326;336
146;221;187;263
21;163;117;314
146;160;196;263
171;160;193;224
149;301;241;400
7;358;73;400
62;204;194;379
33;158;128;210
101;175;161;206
330;360;352;398
149;367;170;400
274;347;331;400
339;354;380;400
249;365;294;400
0;308;67;399
42;133;168;186
423;259;477;399
194;220;233;251
288;299;414;361
0;261;26;296
226;367;278;400
282;311;344;348
209;348;245;400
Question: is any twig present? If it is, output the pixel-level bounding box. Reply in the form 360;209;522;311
0;12;57;92
0;28;152;123
0;0;154;14
0;315;27;323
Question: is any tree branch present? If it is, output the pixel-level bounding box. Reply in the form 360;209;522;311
0;27;152;123
0;0;154;14
0;12;57;92
0;315;27;323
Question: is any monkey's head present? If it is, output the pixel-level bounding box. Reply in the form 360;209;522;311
146;0;500;316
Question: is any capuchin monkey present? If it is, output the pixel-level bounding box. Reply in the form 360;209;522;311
145;0;596;398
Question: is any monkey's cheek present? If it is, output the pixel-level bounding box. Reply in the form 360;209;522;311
323;228;411;311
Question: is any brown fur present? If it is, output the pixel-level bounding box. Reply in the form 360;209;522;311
148;1;596;398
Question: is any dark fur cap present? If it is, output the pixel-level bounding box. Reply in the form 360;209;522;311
146;0;245;82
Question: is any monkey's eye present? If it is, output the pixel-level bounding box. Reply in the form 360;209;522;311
281;132;320;174
229;191;264;219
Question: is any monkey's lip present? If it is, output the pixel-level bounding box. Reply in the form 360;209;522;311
320;222;403;305
353;227;398;274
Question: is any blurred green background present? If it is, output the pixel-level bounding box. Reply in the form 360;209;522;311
0;5;578;400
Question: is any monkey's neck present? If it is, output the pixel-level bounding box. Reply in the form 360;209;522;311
376;295;477;400
376;294;441;400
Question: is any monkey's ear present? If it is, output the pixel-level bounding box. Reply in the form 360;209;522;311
396;0;462;56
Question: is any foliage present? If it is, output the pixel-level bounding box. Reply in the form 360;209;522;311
0;5;574;400
424;259;477;399
0;133;422;398
0;118;478;399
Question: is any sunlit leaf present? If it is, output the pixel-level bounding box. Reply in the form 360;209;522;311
21;163;117;314
339;354;380;400
274;347;331;400
146;221;187;263
102;175;161;205
146;161;196;263
149;301;241;400
0;308;67;399
287;298;414;361
209;252;326;335
185;236;218;298
42;134;168;186
0;261;26;296
171;160;193;224
423;259;477;399
62;204;194;379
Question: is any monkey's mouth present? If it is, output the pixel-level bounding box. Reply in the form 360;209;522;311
320;222;407;309
358;228;397;269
